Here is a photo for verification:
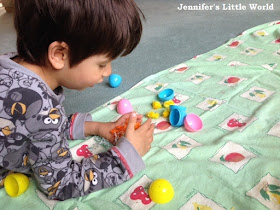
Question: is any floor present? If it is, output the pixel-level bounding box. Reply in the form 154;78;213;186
0;0;280;115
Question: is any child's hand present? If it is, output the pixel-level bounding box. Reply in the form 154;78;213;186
125;112;155;157
95;113;142;145
114;112;143;129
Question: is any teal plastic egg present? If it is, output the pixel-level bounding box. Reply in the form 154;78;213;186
109;74;122;88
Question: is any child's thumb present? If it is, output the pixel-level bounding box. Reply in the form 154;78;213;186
126;112;137;131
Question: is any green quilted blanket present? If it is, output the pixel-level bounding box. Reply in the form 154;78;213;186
1;20;280;210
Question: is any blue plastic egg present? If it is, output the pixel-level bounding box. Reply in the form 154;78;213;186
158;89;174;101
169;105;187;127
109;74;122;88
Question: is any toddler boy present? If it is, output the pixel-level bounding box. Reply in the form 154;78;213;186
0;0;154;200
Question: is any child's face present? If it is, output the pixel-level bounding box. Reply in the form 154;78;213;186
62;54;112;91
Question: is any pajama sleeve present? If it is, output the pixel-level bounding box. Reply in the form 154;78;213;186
65;112;93;140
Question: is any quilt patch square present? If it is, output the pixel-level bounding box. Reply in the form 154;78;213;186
104;96;122;111
163;134;202;160
169;63;190;73
210;141;257;173
246;173;280;209
206;54;227;61
227;61;248;67
218;76;247;87
180;192;225;210
154;117;173;134
186;73;211;84
273;49;280;57
253;30;269;37
70;137;108;162
226;40;244;48
261;63;278;71
267;121;280;138
119;175;155;209
196;98;224;112
145;83;169;93
219;113;257;132
271;38;280;44
240;86;275;103
172;93;190;105
240;47;263;56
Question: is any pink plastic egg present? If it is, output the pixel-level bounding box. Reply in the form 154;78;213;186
117;99;133;114
184;113;203;132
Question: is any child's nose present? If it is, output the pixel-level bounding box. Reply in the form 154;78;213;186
103;63;112;77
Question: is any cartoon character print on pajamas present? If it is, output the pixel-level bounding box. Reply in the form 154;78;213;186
0;118;15;153
45;154;114;199
0;73;13;93
34;164;69;197
5;132;26;148
100;154;129;186
25;93;63;138
2;131;29;172
34;165;55;184
83;167;105;193
56;166;85;199
2;88;43;123
0;85;48;172
89;152;128;187
65;151;129;199
0;87;42;172
2;138;29;172
0;69;48;183
49;141;71;169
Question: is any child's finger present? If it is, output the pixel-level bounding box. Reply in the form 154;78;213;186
136;114;143;119
121;113;131;121
147;123;155;134
136;115;143;122
136;117;143;124
121;113;141;122
138;118;152;131
126;112;137;132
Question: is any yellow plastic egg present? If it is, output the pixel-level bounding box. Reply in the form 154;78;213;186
4;173;29;197
149;179;174;204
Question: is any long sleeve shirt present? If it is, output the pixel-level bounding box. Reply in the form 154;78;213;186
0;53;145;200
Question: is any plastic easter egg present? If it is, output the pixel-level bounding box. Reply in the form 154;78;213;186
4;173;29;197
149;179;174;204
184;113;203;132
117;99;133;114
169;105;187;127
158;89;174;101
109;74;122;88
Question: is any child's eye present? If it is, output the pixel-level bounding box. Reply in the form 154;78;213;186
99;64;106;69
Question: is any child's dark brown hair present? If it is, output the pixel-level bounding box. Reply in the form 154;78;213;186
14;0;144;67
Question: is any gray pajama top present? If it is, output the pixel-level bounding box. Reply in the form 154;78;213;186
0;53;145;200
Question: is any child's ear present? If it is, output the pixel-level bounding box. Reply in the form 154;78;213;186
48;41;69;70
